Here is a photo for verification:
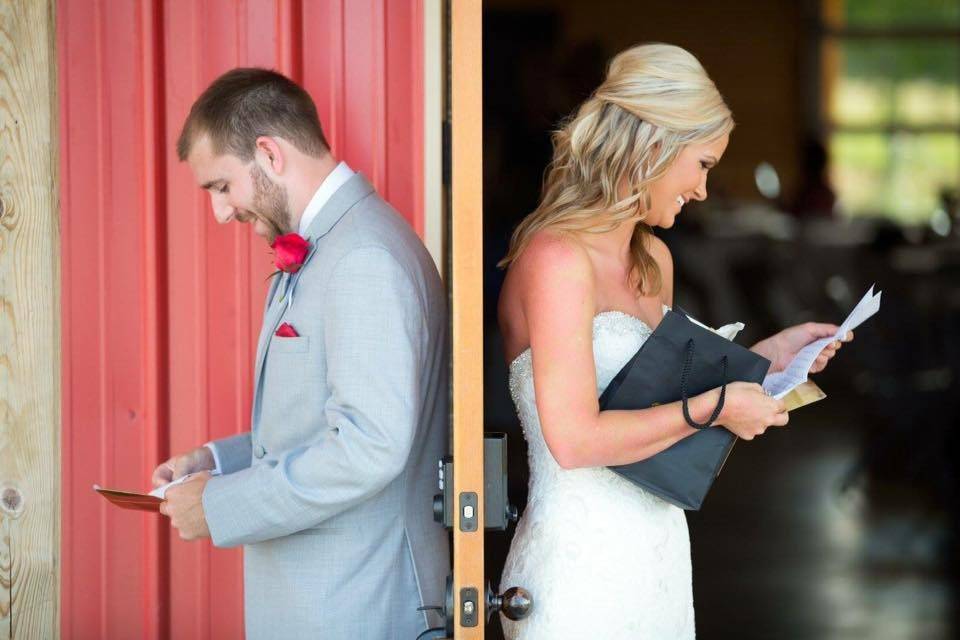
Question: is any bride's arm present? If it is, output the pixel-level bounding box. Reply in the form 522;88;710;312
517;234;721;470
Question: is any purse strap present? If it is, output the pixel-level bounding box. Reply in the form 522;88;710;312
680;338;727;430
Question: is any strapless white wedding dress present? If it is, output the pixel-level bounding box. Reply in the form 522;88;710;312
500;310;695;639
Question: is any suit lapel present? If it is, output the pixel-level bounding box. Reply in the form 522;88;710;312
253;273;285;388
250;173;377;421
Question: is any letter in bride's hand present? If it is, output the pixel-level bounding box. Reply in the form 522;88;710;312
763;285;881;400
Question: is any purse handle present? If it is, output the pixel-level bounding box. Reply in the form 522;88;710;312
680;338;727;430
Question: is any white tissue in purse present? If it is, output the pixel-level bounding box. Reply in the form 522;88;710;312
684;314;745;342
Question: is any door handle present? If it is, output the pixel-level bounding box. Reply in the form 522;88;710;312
486;583;533;622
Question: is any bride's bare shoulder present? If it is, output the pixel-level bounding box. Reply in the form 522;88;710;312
510;229;593;286
499;230;594;340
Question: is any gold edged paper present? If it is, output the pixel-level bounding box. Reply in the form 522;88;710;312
782;380;827;412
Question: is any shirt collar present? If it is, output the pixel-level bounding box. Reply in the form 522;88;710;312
298;161;355;237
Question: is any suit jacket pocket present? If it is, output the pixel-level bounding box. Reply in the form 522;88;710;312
271;335;310;354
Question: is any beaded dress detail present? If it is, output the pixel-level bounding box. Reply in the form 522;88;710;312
500;309;695;639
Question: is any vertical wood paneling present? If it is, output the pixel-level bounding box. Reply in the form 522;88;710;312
140;0;170;636
58;1;102;634
60;0;426;637
163;1;213;635
102;1;151;634
302;0;423;228
342;0;384;184
139;2;170;638
386;0;424;235
58;0;159;637
302;0;346;152
277;0;302;81
0;0;60;637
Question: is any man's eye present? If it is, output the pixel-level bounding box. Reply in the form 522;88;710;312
700;161;709;170
218;185;229;194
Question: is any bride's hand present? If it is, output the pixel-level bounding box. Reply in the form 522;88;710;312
711;382;788;440
751;323;854;374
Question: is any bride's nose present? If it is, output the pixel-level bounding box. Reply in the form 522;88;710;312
691;177;708;201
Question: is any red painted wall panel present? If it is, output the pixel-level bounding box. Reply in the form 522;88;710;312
59;1;424;637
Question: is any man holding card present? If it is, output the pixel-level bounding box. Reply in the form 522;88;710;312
150;68;449;638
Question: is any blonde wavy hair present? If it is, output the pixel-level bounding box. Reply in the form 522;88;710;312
498;43;734;296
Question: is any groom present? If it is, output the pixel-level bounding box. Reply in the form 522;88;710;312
153;68;449;638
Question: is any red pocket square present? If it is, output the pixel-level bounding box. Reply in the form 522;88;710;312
275;322;299;337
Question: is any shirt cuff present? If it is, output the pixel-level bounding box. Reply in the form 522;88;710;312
204;443;223;475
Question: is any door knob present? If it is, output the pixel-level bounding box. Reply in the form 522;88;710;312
486;582;533;621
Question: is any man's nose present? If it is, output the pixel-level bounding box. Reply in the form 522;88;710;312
211;198;235;224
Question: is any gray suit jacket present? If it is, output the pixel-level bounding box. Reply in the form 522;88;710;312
203;174;449;639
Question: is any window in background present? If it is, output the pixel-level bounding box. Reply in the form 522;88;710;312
822;0;960;224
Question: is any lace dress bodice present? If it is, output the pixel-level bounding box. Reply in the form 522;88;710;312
500;310;695;639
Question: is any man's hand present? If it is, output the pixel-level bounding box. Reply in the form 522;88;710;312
159;472;212;540
752;322;854;374
152;446;216;487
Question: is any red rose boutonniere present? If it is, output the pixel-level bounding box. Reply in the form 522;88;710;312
270;233;310;274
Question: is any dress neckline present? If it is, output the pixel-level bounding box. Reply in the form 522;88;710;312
507;308;664;370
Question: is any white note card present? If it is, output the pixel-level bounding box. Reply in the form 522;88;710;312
762;285;881;399
148;469;221;499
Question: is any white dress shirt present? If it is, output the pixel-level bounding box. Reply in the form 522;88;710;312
298;161;355;237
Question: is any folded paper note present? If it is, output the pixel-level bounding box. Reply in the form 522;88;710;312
763;285;881;399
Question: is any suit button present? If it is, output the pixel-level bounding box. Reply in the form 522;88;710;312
254;444;266;459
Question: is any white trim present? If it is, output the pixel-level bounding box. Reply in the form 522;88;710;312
203;443;223;474
423;0;445;274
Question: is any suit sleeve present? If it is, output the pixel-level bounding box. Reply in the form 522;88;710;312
202;246;426;547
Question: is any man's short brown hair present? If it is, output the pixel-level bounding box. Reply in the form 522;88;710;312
177;68;329;162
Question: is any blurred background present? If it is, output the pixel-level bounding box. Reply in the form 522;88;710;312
480;1;960;638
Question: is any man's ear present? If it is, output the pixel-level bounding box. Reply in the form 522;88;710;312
254;136;285;177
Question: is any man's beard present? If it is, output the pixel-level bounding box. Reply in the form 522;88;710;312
249;164;292;242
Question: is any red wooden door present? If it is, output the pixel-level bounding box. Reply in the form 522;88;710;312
58;1;425;637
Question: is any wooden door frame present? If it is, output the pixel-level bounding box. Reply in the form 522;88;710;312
450;0;485;636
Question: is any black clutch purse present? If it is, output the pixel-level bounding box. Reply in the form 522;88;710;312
599;309;771;510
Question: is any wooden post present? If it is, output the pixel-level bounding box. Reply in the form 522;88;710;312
450;0;484;637
0;0;60;637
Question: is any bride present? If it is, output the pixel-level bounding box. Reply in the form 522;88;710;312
497;43;851;639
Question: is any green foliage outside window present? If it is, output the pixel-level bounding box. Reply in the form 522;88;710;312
839;0;960;28
826;1;960;224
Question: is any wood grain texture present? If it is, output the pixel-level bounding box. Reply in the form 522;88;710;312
0;0;60;638
450;0;484;637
